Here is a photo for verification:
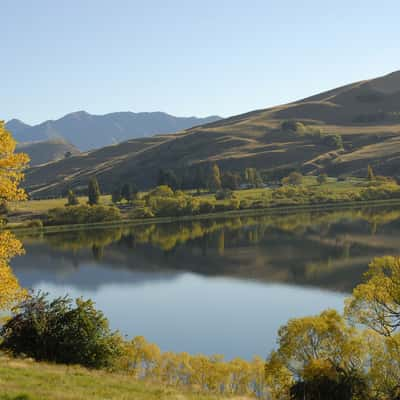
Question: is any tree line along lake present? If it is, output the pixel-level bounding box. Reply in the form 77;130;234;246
10;205;400;360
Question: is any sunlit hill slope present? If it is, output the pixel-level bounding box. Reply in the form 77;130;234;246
23;70;400;197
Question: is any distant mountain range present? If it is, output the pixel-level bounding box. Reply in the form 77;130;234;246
22;70;400;197
6;111;222;151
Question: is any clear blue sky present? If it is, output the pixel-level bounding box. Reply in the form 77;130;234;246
2;0;400;124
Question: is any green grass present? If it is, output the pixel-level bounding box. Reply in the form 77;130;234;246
7;177;400;235
9;195;112;215
0;356;233;400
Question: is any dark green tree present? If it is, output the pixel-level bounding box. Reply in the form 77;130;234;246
367;165;375;181
282;171;303;186
157;169;179;190
0;292;122;369
111;187;122;203
88;177;101;205
317;173;328;185
221;171;241;190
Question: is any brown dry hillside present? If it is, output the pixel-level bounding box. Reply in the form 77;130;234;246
24;70;400;197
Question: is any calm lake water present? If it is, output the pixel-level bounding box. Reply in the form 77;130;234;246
10;206;400;359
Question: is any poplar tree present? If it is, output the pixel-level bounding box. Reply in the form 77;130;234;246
88;177;101;205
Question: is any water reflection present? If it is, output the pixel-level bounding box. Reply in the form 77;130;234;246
10;206;400;358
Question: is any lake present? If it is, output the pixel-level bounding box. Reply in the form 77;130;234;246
10;206;400;360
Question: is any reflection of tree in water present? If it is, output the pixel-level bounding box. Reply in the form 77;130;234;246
17;206;400;292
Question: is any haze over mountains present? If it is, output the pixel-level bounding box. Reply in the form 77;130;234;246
22;70;400;198
6;111;222;151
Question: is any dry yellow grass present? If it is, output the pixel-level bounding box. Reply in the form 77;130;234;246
0;356;236;400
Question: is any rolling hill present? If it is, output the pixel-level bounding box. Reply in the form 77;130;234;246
22;70;400;198
6;111;221;151
16;138;79;166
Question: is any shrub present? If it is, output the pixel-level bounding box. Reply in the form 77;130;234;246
0;292;122;369
45;205;121;226
215;189;233;200
282;172;303;186
145;185;174;199
65;189;79;206
131;207;154;219
199;201;215;214
25;219;43;229
281;120;305;133
323;134;343;149
317;173;328;185
239;199;252;209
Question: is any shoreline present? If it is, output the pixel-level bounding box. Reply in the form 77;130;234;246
6;197;400;235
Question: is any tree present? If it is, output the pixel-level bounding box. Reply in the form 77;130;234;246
264;309;371;399
345;256;400;336
221;171;241;190
0;121;29;209
66;189;79;206
157;169;179;190
208;164;222;192
193;165;207;190
88;177;100;205
0;121;29;312
244;168;262;187
367;165;375;181
0;292;122;369
111;186;122;203
121;183;138;202
282;172;303;186
0;231;26;312
317;173;328;185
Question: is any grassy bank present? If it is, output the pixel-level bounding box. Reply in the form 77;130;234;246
0;356;235;400
6;196;400;236
7;176;400;234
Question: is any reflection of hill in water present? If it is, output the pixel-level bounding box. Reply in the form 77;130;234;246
12;207;400;293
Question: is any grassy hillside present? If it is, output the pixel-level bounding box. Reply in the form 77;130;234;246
22;70;400;198
17;138;79;166
0;356;230;400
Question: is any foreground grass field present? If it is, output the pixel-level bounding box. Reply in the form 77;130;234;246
0;356;235;400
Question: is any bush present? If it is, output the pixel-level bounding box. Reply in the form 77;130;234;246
199;201;215;214
215;189;233;200
145;185;174;199
239;199;252;209
25;219;43;229
45;205;121;226
317;173;328;185
65;190;79;206
323;134;343;149
131;206;154;219
282;172;303;186
0;292;122;369
281;120;306;133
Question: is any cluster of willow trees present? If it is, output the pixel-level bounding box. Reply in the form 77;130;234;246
264;256;400;399
116;337;267;397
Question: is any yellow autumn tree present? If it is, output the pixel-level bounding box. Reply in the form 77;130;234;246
0;121;29;207
345;256;400;336
0;120;29;311
0;231;26;310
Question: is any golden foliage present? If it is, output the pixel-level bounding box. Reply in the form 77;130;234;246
0;231;26;310
0;121;29;311
345;256;400;336
0;121;29;204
